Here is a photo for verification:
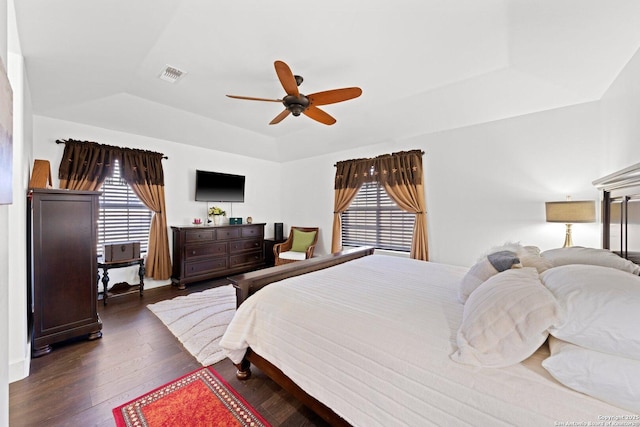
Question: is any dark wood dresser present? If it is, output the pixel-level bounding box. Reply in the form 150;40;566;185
28;189;103;357
171;223;265;289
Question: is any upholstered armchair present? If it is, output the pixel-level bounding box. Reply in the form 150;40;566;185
273;226;319;266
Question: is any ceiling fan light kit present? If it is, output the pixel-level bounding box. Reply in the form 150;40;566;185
283;94;309;116
226;60;362;125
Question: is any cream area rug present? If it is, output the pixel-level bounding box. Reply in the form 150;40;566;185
147;284;236;366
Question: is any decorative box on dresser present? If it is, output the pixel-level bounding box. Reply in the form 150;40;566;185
27;189;103;357
171;223;265;289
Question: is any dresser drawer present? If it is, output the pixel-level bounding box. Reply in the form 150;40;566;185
184;242;227;260
216;227;241;240
241;225;263;238
229;238;262;253
229;251;263;268
185;229;215;242
184;258;228;277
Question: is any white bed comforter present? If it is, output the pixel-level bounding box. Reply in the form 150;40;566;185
220;255;627;426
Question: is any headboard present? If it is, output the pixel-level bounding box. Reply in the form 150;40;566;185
593;162;640;265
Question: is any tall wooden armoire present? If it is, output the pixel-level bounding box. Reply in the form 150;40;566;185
28;189;103;357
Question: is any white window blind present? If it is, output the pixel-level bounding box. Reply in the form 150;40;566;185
341;181;415;252
97;160;152;257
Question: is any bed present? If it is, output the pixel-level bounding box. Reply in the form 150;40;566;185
220;163;640;426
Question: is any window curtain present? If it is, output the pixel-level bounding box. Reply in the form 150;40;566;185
120;148;172;280
57;139;171;280
331;157;374;253
332;149;428;261
58;139;119;190
375;150;428;261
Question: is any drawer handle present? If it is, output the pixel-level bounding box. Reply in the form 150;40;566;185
254;242;259;247
192;251;196;255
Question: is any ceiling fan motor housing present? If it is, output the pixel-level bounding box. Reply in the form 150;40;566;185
283;94;309;116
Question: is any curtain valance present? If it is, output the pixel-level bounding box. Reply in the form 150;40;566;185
334;149;424;189
57;139;166;187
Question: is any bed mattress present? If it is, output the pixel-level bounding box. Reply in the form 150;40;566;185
220;255;629;426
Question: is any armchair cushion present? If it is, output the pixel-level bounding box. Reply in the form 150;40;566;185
278;251;308;261
291;229;317;252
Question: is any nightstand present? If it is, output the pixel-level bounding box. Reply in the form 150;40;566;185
264;237;286;267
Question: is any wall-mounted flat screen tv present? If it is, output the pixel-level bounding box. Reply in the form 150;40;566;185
195;170;245;202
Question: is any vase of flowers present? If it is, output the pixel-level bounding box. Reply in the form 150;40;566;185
208;206;226;225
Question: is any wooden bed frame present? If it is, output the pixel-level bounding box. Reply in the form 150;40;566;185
229;246;375;307
226;162;640;427
593;161;640;265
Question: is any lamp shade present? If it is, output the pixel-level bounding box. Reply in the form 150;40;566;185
545;200;596;223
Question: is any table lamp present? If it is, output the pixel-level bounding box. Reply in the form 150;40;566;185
545;198;596;247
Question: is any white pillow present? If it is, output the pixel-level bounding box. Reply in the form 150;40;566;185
541;264;640;360
458;242;553;304
458;250;521;303
517;245;554;274
541;246;640;275
542;337;640;413
451;268;558;367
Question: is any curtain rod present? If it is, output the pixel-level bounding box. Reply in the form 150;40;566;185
55;140;168;159
333;150;425;167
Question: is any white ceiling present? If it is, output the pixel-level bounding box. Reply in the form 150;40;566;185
12;0;640;162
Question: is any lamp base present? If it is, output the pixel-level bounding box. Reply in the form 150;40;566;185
562;223;573;248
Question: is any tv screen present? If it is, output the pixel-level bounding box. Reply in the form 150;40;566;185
195;170;245;202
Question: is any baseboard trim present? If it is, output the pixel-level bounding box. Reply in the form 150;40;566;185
9;354;30;383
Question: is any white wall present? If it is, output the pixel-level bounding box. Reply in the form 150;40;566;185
0;0;9;422
32;116;284;288
6;0;34;388
2;0;34;420
7;51;31;383
601;46;640;171
282;101;604;268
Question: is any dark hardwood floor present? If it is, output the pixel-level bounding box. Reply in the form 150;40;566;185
9;279;330;426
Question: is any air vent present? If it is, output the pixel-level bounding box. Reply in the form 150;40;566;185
159;65;186;83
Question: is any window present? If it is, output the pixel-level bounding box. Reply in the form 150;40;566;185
341;181;415;252
97;160;152;257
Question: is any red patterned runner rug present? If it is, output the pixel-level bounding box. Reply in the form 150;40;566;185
113;366;271;427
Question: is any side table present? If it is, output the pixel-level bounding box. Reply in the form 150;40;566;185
264;238;286;267
97;257;145;305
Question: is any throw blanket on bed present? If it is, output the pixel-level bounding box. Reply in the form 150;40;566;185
220;255;630;426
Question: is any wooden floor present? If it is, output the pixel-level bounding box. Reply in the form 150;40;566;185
9;279;331;426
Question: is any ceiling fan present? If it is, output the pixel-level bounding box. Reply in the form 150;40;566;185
226;60;362;126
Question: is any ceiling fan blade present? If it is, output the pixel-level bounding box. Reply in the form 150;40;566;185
274;60;300;97
226;95;282;102
269;109;291;125
303;106;336;125
307;87;362;106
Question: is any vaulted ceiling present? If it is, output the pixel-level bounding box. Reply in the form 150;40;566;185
13;0;640;162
